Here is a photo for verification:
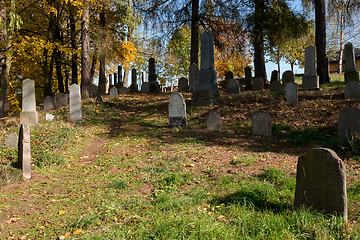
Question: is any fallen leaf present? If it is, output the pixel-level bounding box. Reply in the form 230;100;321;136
58;210;66;215
19;236;26;240
5;217;20;224
73;229;84;235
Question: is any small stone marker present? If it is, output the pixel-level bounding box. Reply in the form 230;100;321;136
207;111;221;131
270;81;284;93
54;93;68;109
18;124;31;179
270;70;279;84
252;110;271;136
344;42;359;83
302;45;320;90
294;148;347;220
43;96;55;112
141;82;150;93
345;81;360;99
178;77;189;92
285;82;298;103
226;79;241;95
69;84;82;121
119;87;129;95
109;86;118;98
252;77;264;91
46;114;55;122
5;133;18;148
168;92;187;128
245;66;252;90
282;70;295;86
189;63;199;92
20;79;38;125
337;107;360;139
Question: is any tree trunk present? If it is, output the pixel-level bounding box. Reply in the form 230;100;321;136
123;68;129;87
0;0;10;117
43;48;53;97
81;0;91;98
69;5;78;84
338;12;344;74
314;0;330;83
90;48;98;84
97;8;107;96
54;48;65;93
253;0;267;82
190;0;199;67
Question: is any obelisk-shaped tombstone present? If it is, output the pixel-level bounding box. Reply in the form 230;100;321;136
148;58;161;93
130;68;138;92
344;42;359;83
18;124;31;179
69;84;82;121
302;45;319;90
20;79;38;125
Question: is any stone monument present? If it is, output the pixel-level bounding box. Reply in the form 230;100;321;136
43;96;55;112
178;77;189;92
20;79;38;125
168;92;187;128
270;70;279;84
337;107;360;139
285;82;298;103
226;79;241;95
109;86;118;98
69;84;82;121
18;124;31;179
207;111;221;131
345;81;360;99
189;63;199;92
54;93;68;108
252;110;271;136
148;58;161;93
302;45;320;90
253;77;264;91
344;42;359;83
130;68;138;92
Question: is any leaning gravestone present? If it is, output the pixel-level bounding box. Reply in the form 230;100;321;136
109;86;118;98
345;81;360;99
282;70;295;86
253;77;264;91
141;82;150;93
178;77;189;92
20;79;38;125
130;68;138;92
5;133;18;148
337;107;360;139
302;45;320;90
207;111;221;131
344;42;359;83
270;81;285;93
226;79;241;95
285;82;298;103
294;148;347;220
270;70;279;84
43;96;55;112
54;93;68;109
245;66;252;90
69;84;82;121
168;92;187;128
189;63;199;92
252;110;271;136
18;124;31;179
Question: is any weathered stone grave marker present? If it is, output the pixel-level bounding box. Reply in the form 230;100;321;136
18;124;31;179
344;42;359;83
54;93;68;109
109;86;118;98
225;71;234;82
337;107;360;139
148;58;161;93
20;79;38;125
285;82;298;103
169;92;187;128
130;68;138;92
270;81;284;93
253;77;264;91
270;70;279;84
207;111;221;131
302;45;319;90
189;63;199;92
282;70;295;86
43;96;55;112
69;84;82;121
5;133;18;148
345;81;360;99
226;79;241;95
178;77;189;92
252;110;271;136
294;148;347;220
141;82;150;93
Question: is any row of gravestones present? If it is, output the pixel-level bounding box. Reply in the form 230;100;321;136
167;92;348;220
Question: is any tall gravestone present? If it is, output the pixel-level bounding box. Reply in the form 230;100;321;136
253;77;264;91
142;72;147;83
191;32;219;106
148;58;161;93
270;70;279;84
337;107;360;139
20;79;38;125
109;86;118;98
285;82;298;103
344;42;359;83
43;96;55;112
302;45;320;90
282;70;295;86
178;77;189;92
18;124;31;179
245;66;252;90
207;111;222;131
252;110;271;136
169;92;187;128
345;81;360;99
226;79;241;95
130;68;138;92
189;63;199;92
69;84;82;121
117;65;123;88
294;148;347;220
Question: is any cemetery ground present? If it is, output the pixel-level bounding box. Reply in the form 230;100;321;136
1;79;360;239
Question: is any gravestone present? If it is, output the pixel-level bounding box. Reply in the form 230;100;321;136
43;96;55;112
142;72;147;83
18;124;31;179
270;70;279;84
130;68;138;92
189;63;199;92
285;82;298;103
282;70;295;86
252;77;264;91
117;65;123;88
141;82;150;94
207;111;221;131
69;84;82;121
90;84;98;98
270;81;285;93
344;42;359;83
20;79;38;125
225;71;234;82
245;66;252;90
109;86;118;98
192;32;219;106
226;79;241;95
168;92;187;128
252;110;271;136
294;148;347;220
5;133;18;148
54;93;68;109
302;45;320;90
119;87;129;95
345;81;360;99
178;77;189;92
148;58;161;93
337;107;360;139
46;114;55;122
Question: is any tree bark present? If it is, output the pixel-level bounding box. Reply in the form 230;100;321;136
97;8;107;96
69;5;78;84
90;47;98;84
0;0;10;117
314;0;330;83
43;48;53;97
81;0;91;98
190;0;199;67
123;68;129;87
253;0;267;82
